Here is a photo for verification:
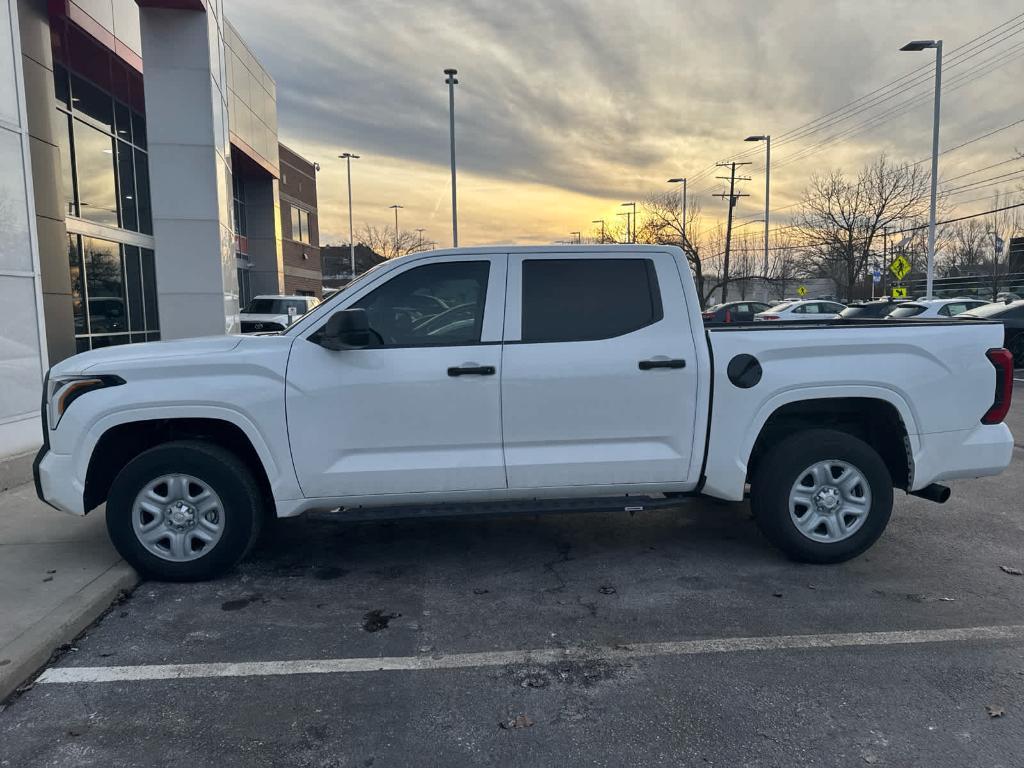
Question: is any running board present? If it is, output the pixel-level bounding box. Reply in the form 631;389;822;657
331;495;692;523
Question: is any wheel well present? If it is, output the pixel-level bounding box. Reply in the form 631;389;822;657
747;398;911;490
84;418;275;515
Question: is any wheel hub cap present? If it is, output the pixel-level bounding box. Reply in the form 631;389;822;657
788;460;872;544
166;500;197;530
813;486;841;512
131;473;225;562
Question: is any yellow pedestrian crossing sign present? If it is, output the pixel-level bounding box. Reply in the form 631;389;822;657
892;286;907;298
890;255;911;280
797;285;807;297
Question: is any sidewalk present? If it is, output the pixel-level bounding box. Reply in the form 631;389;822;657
0;482;138;701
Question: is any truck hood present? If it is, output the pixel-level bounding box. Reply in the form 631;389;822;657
51;336;245;376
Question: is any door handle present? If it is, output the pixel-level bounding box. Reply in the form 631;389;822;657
448;365;496;377
638;358;686;370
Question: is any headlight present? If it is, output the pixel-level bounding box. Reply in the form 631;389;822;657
46;374;125;428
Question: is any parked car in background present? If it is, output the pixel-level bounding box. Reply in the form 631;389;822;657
996;292;1021;302
839;299;904;319
701;301;772;324
887;298;988;320
959;299;1024;366
754;299;846;321
240;295;320;334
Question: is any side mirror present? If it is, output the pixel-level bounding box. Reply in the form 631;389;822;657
320;308;371;350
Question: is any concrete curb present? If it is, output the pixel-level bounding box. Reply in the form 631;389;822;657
0;561;140;701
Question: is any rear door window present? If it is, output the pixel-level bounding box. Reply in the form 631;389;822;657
521;259;662;342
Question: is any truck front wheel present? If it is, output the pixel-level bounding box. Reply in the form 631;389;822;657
750;429;893;564
106;441;263;581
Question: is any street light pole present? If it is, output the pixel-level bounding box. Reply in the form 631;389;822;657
621;201;636;243
667;178;687;241
389;204;403;257
592;219;605;242
444;68;459;247
901;39;942;298
570;231;581;244
338;152;359;280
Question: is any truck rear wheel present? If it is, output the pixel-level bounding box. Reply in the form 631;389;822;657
750;429;893;564
106;441;263;581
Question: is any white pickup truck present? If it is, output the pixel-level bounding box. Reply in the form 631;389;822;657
34;246;1015;581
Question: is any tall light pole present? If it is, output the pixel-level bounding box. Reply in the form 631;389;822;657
621;201;636;243
667;177;687;241
570;231;581;244
444;68;459;247
416;228;427;251
389;204;403;256
901;39;942;298
592;219;605;243
338;152;359;280
743;135;771;284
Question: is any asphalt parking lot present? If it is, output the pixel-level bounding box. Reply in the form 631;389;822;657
2;385;1023;768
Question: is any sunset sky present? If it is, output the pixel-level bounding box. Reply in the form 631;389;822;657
226;0;1023;247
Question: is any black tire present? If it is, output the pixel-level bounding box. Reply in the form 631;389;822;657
106;441;264;581
750;429;893;564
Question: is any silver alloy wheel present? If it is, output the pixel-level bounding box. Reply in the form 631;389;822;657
131;473;225;562
788;460;872;543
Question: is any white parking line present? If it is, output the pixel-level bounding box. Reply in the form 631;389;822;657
37;624;1024;685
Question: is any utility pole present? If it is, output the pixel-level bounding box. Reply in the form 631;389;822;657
621;202;637;243
617;212;632;244
592;219;605;243
713;161;751;303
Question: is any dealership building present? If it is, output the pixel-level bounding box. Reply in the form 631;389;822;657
1;0;320;470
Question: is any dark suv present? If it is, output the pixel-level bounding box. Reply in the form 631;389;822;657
838;299;904;319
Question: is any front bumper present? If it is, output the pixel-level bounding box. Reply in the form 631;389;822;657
33;449;86;516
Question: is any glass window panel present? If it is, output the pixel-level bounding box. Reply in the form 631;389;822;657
82;237;126;334
0;9;17;125
0;130;32;272
76;337;91;354
54;64;70;109
290;206;300;242
68;234;86;336
145;332;160;342
73;119;118;226
130;333;147;344
69;73;114;132
116;140;137;231
123;245;144;332
114;100;132;143
141;247;159;331
55;111;77;217
134;148;152;234
131;110;146;150
353;261;490;347
521;259;662;343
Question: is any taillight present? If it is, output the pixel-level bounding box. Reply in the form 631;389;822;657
981;347;1013;424
724;309;732;323
759;314;780;321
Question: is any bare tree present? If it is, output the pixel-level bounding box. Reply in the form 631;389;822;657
356;224;429;260
796;155;930;301
637;192;720;306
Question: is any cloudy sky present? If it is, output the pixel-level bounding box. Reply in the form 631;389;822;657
226;0;1023;247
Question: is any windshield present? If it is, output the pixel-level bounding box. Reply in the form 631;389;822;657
961;301;1015;318
245;298;309;315
888;304;926;318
